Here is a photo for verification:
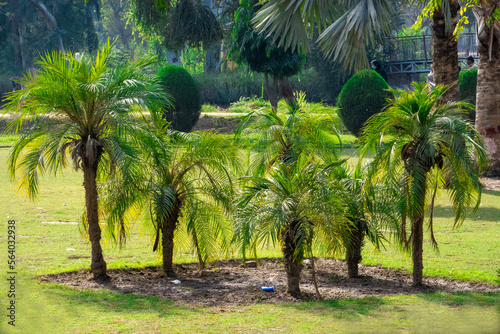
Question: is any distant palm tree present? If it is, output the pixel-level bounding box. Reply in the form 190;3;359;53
359;83;487;285
235;92;342;175
102;114;240;275
234;156;348;296
3;40;166;280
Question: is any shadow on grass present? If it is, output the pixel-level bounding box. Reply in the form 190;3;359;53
282;296;386;319
41;283;198;318
432;205;500;221
417;291;500;307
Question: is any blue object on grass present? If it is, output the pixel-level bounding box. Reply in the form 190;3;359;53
261;286;274;292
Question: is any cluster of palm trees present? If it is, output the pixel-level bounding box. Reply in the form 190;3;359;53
4;43;486;296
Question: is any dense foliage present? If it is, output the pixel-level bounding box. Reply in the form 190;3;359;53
459;68;478;121
131;0;221;51
158;65;202;132
337;70;391;136
230;0;303;78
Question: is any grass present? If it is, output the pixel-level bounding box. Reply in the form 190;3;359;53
0;131;499;333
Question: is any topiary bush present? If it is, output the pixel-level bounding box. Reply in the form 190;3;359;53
336;69;391;136
158;65;202;132
459;68;477;122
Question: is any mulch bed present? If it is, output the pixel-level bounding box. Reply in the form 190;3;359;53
39;258;499;307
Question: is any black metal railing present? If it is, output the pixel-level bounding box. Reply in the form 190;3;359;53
384;33;478;63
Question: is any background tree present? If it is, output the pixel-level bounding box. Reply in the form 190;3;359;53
471;2;500;175
359;83;487;285
131;0;222;67
3;41;166;280
230;0;304;110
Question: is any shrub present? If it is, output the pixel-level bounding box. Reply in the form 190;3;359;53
459;68;477;122
336;69;391;136
158;65;202;132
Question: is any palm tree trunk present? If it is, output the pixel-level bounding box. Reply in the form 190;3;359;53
281;221;302;297
411;212;425;286
432;0;460;101
83;166;108;280
346;219;364;278
474;5;500;176
162;204;181;276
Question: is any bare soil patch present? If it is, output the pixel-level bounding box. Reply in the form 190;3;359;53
39;258;498;306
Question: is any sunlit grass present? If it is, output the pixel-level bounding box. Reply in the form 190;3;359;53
0;132;498;334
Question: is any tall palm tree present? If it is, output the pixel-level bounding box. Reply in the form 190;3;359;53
427;0;461;101
472;2;500;175
234;156;348;296
3;40;166;280
102;114;240;275
359;83;487;285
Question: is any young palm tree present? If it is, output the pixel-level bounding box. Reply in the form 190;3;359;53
235;92;342;175
3;40;166;280
102;114;240;275
359;83;487;285
335;166;398;278
235;156;348;296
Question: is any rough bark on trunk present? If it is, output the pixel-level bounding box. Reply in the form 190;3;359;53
265;73;279;111
83;166;108;280
474;5;500;176
411;212;425;286
204;44;221;73
281;220;302;297
346;219;365;278
432;0;460;102
18;23;31;70
162;202;181;276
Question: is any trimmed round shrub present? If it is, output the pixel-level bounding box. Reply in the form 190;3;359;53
158;65;202;132
336;69;391;136
459;68;477;122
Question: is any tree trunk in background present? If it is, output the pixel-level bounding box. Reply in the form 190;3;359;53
432;0;460;102
167;50;182;66
18;23;31;70
83;165;108;280
473;4;500;176
29;0;65;53
203;0;221;73
204;44;221;73
265;73;279;111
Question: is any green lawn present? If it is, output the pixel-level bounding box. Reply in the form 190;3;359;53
0;134;499;333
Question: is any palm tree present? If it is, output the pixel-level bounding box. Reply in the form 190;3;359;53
3;40;166;280
359;83;487;285
102;114;240;275
234;156;348;296
335;166;398;278
235;92;342;175
251;0;394;70
252;0;461;100
472;2;500;175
